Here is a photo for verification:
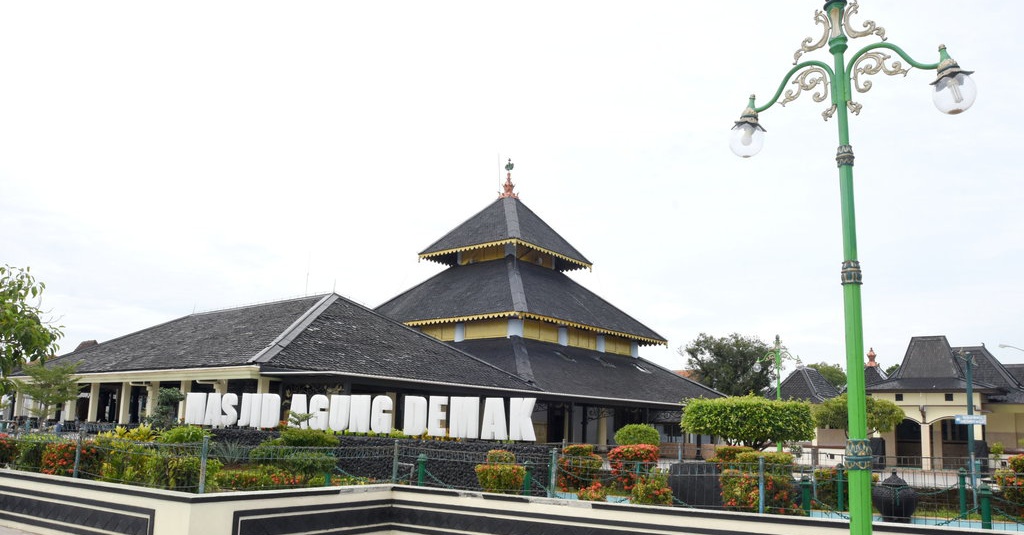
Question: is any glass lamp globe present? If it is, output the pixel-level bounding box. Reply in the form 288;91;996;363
730;122;765;158
752;361;763;373
932;71;977;115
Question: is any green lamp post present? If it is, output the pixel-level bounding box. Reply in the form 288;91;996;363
729;2;976;534
753;335;798;451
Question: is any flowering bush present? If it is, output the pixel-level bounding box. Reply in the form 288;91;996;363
0;434;18;464
812;466;879;511
994;454;1024;514
577;482;608;501
475;450;525;494
717;451;804;515
608;444;659;491
630;469;672;506
216;465;306;490
40;441;101;478
557;444;602;491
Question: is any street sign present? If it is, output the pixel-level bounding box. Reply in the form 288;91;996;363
955;414;987;425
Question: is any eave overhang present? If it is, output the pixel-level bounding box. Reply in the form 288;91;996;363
419;238;592;271
404;311;667;347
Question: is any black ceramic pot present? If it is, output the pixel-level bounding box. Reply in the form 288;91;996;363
871;469;918;523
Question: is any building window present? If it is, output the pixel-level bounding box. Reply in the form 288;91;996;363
895;394;903;401
942;419;968;442
945;393;954;402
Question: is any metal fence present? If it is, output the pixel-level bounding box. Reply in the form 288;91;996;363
2;430;1023;531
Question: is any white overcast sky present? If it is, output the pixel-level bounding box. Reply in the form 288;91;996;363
2;1;1021;377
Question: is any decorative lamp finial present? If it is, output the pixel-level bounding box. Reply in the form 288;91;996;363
931;45;977;115
498;158;519;199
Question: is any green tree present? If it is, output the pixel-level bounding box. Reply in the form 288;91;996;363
13;361;80;428
1;265;63;395
145;388;186;430
884;364;900;377
812;393;905;436
806;362;847;389
680;333;773;396
680;395;815;451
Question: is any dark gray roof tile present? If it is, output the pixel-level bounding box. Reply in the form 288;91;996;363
377;257;665;344
769;367;840;403
450;337;721;407
419;197;590;270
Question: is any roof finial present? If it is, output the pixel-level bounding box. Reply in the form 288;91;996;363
498;158;519;199
866;347;877;367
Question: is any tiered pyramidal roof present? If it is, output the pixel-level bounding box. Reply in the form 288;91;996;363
378;162;717;407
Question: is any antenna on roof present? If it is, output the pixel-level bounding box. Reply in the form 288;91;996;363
305;252;311;296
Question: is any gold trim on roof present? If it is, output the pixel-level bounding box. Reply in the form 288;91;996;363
405;311;666;346
420;239;592;270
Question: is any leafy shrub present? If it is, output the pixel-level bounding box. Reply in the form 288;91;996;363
0;434;18;464
283;449;337;477
708;445;754;467
13;434;58;471
614;424;660;446
145;452;222;492
735;451;793;475
40;440;101;478
99;424;158;442
631;469;672;506
475;449;525;494
995;455;1024;514
210;440;252;467
719;452;802;516
146;388;185;430
486;449;516;464
216;465;305;490
1008;453;1024;473
557;444;602;491
278;427;339;447
813;466;879;511
577;482;608;501
249;428;337;477
98;438;151;485
608;444;660;491
159;425;209;444
308;473;373;487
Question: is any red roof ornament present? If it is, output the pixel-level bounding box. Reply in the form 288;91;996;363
498;158;519;199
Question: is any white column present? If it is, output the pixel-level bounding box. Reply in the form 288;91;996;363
597;411;609;448
117;382;132;424
87;383;101;422
12;391;26;419
920;422;933;470
931;424;945;470
61;399;75;422
178;381;192;421
257;377;272;394
145;383;159;417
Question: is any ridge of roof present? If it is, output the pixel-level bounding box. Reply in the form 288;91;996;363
249;294;338;363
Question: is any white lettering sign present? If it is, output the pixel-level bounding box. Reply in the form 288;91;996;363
182;392;535;441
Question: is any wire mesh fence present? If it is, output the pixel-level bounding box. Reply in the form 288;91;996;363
1;429;1023;530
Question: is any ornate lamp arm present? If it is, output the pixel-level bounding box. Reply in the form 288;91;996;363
752;60;836;115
